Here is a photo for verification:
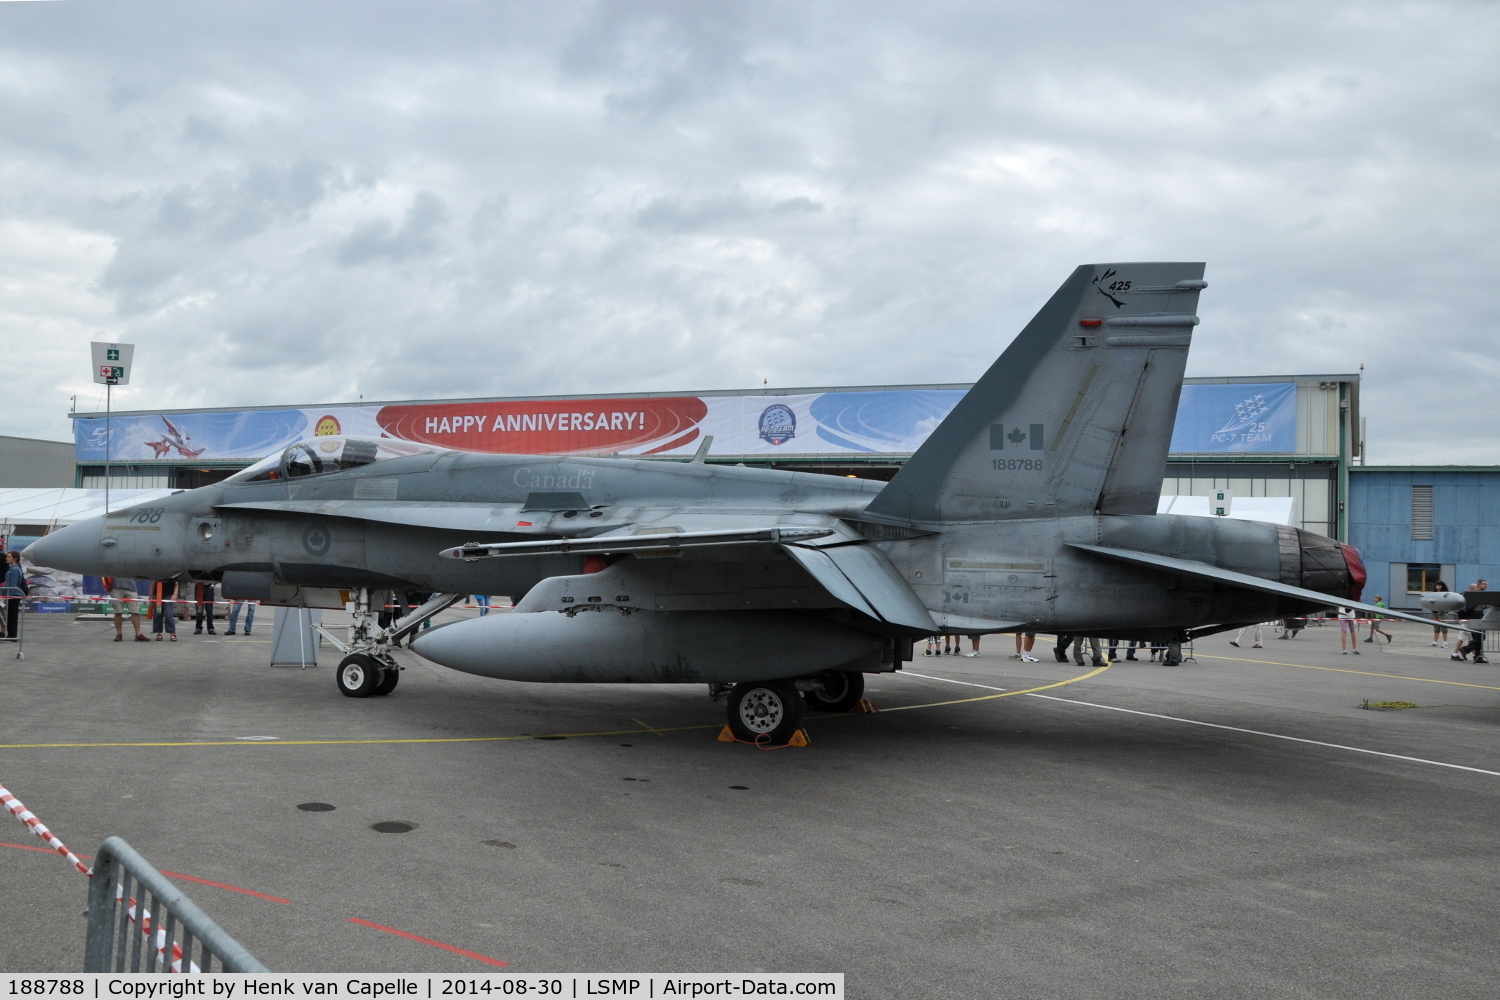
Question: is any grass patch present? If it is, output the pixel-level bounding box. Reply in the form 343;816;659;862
1360;699;1419;710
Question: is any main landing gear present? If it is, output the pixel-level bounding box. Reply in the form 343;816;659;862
714;670;867;744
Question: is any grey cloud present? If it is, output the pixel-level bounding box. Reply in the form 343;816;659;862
0;1;1497;463
337;191;451;266
635;191;820;232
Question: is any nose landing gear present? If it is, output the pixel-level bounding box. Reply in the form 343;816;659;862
321;589;462;698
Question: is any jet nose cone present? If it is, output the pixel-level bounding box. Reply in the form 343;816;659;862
24;516;106;574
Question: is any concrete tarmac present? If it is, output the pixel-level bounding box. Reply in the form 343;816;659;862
2;611;1498;998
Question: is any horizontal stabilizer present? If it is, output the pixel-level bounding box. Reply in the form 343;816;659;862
443;527;834;560
1070;543;1478;633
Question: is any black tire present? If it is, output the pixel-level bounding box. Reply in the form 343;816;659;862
804;670;864;713
727;680;804;744
337;654;380;698
373;664;400;696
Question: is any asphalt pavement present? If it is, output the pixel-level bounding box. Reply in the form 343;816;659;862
2;610;1497;998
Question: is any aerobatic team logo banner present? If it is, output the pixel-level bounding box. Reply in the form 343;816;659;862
73;382;1303;463
1168;382;1297;453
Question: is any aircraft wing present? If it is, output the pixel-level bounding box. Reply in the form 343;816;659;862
1069;543;1479;633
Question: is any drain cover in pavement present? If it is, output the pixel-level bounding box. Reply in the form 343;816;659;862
371;821;415;833
297;803;335;812
482;840;516;849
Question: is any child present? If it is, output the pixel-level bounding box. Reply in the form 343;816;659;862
1365;596;1391;644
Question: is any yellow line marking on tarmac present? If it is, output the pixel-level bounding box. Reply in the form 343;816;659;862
632;718;666;736
1199;653;1500;691
0;665;1111;749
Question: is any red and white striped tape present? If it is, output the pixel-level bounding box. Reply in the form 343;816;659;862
2;781;197;972
0;782;90;875
117;882;197;973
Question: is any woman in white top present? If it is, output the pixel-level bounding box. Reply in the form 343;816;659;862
1337;606;1360;654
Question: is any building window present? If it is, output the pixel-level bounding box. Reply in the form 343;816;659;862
1411;485;1434;540
1407;563;1444;593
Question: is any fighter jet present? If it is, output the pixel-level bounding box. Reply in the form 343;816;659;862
144;416;206;460
28;262;1458;744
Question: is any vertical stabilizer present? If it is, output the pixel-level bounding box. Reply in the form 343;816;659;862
865;262;1206;523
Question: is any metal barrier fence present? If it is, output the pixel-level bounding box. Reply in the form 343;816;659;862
84;836;269;973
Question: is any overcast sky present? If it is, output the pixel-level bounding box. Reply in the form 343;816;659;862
2;1;1496;462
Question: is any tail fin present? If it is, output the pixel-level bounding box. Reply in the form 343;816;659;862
865;262;1206;523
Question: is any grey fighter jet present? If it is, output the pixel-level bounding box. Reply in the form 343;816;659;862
29;262;1455;744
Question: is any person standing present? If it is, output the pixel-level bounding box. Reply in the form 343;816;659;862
962;635;982;657
474;595;490;617
225;598;256;636
1365;596;1392;644
1012;632;1038;662
1230;623;1265;648
1451;580;1488;660
1054;635;1074;662
1;551;24;640
152;578;179;641
1070;635;1104;666
1337;606;1360;654
193;581;217;635
104;576;147;642
1429;581;1451;646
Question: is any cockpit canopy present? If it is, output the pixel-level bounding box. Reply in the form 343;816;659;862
226;436;448;483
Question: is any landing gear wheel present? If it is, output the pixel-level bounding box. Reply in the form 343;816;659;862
373;664;400;696
337;654;380;698
803;670;864;713
727;680;803;744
